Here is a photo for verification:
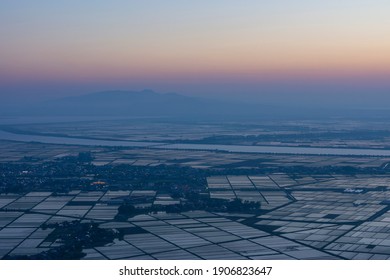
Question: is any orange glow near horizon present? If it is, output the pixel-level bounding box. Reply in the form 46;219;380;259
1;0;390;94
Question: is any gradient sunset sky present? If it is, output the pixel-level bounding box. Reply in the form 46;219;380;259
1;0;390;107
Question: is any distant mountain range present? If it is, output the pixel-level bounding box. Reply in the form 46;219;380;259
17;89;276;119
3;89;389;120
47;89;230;116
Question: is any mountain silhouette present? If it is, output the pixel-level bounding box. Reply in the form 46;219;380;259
4;89;377;120
30;89;267;118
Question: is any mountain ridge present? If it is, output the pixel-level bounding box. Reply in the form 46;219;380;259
30;89;264;118
2;89;381;120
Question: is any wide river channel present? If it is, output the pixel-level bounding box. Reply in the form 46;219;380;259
2;129;390;157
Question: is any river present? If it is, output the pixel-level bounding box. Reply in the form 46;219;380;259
1;129;390;157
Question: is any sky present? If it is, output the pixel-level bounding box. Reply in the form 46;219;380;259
1;0;390;108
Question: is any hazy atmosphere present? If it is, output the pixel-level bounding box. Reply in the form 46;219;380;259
3;1;390;264
1;0;390;109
